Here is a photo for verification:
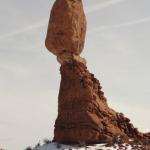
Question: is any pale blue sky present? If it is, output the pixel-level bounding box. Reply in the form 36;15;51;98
0;0;150;149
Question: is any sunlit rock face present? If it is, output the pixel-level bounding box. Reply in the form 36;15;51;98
45;0;150;148
45;0;86;64
53;60;144;144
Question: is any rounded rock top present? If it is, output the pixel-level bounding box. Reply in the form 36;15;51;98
45;0;87;57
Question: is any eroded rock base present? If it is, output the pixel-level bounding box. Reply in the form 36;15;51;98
53;60;149;147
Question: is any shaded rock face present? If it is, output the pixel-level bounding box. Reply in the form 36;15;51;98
45;0;86;58
53;60;145;144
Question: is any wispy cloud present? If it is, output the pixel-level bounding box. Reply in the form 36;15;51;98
0;0;126;41
0;19;47;41
0;120;12;126
0;138;12;142
88;17;150;34
85;0;125;14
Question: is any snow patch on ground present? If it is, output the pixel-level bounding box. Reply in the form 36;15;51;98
32;143;135;150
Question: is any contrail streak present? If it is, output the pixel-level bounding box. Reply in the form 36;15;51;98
0;0;125;40
0;19;47;41
85;0;125;14
88;17;150;34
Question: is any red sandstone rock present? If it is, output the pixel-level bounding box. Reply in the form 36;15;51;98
53;60;146;145
45;0;86;58
44;0;150;148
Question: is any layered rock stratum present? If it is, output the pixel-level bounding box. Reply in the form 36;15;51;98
45;0;150;149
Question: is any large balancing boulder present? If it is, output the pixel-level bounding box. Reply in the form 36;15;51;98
45;0;87;56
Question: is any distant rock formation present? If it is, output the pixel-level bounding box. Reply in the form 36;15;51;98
45;0;150;148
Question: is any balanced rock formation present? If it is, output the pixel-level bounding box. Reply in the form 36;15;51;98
45;0;150;149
